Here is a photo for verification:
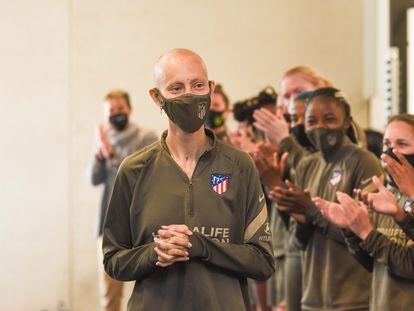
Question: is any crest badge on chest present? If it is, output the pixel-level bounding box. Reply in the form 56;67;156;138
210;174;230;194
330;169;343;186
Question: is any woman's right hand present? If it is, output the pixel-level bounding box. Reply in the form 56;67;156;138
313;197;349;229
153;224;193;267
362;176;404;221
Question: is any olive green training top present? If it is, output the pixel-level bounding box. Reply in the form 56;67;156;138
102;128;275;311
294;138;383;311
356;190;414;311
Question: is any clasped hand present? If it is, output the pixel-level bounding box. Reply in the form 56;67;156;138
153;224;193;267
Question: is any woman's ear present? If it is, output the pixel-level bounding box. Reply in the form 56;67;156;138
149;88;163;108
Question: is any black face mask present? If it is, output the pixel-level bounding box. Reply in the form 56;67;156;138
306;127;345;154
291;124;313;148
109;113;128;131
382;148;414;187
205;110;225;129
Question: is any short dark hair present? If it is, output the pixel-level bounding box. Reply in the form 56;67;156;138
105;89;131;109
307;87;351;119
365;129;384;158
294;90;314;102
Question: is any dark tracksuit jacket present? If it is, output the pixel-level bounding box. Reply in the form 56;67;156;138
294;138;383;311
267;203;288;306
352;190;414;311
397;212;414;240
278;136;313;311
102;129;275;311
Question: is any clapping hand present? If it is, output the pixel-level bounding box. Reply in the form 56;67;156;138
251;142;288;188
227;124;259;154
253;108;290;146
98;124;113;159
313;197;349;229
354;176;404;221
269;180;313;222
315;193;374;240
336;192;374;240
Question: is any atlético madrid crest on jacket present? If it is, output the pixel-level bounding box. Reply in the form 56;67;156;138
210;174;230;194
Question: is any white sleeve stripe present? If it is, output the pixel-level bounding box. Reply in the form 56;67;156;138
244;203;267;242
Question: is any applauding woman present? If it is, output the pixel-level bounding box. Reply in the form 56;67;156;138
269;87;383;311
316;114;414;311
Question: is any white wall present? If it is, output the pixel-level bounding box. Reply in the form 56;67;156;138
363;0;390;131
0;0;70;310
1;0;365;310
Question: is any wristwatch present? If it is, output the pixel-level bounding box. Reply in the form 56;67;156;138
403;199;414;213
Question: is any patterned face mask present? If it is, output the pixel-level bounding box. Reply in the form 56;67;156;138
306;127;345;154
154;83;211;133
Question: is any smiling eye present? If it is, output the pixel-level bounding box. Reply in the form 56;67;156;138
325;115;337;123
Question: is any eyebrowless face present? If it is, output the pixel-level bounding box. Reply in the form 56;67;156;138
150;48;214;105
383;121;414;154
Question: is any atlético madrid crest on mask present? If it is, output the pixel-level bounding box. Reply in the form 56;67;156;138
198;102;207;119
210;174;230;194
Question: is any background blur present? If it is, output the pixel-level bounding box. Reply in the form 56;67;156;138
0;0;411;310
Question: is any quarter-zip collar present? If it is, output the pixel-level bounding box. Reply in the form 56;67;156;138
160;127;218;158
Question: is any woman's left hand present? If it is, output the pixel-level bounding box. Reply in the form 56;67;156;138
336;192;374;240
269;180;313;215
252;144;288;188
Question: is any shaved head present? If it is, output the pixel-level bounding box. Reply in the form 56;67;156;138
153;48;209;89
149;48;214;107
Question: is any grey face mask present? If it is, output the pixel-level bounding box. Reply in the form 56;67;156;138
154;84;211;133
306;127;345;154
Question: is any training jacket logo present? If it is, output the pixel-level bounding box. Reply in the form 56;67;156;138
264;222;271;235
210;174;230;194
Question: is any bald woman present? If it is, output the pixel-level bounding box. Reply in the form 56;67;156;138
102;49;275;311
